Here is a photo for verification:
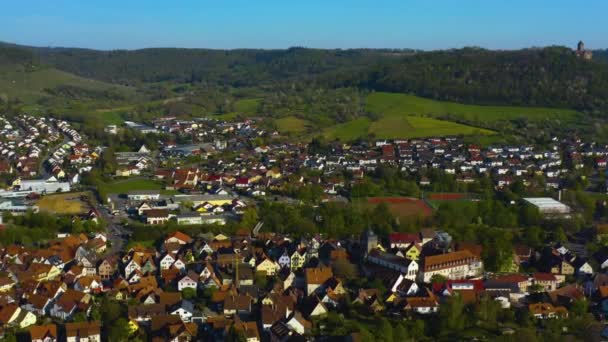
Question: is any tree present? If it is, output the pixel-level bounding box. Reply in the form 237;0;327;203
376;318;394;342
107;318;131;342
332;259;357;281
225;326;247;342
439;294;466;334
393;322;409;340
430;274;447;285
570;299;589;317
182;287;197;300
240;207;259;228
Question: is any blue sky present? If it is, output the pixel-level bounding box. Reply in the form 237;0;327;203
1;1;606;50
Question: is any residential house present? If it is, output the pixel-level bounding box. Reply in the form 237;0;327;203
65;321;101;342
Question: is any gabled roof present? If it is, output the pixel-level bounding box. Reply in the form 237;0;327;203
165;231;193;244
29;324;58;340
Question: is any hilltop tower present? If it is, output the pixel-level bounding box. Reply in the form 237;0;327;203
576;40;593;60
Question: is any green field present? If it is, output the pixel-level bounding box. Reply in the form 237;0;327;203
90;110;126;125
235;98;260;113
323;116;493;140
321;91;581;141
275;116;309;133
366;92;580;123
212;98;262;120
103;178;176;195
323;117;372;140
0;65;134;103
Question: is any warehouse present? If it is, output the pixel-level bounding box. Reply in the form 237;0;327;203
523;197;571;215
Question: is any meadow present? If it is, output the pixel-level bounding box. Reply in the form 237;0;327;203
36;191;93;214
0;65;134;103
366;92;580;123
102;178;177;195
274;116;309;134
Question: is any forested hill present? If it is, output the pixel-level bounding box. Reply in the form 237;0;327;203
3;42;608;113
24;45;409;86
338;47;608;113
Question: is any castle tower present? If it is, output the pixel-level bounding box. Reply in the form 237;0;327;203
577;40;585;52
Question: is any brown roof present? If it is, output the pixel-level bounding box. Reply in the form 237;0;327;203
159;292;183;307
27;293;51;310
455;242;483;258
146;209;170;218
423;250;477;271
232;320;260;340
65;321;101;338
599;286;608;298
406;296;439;308
492;274;529;284
224;294;252;312
129;304;166;319
165;231;193;244
29;324;58;340
0;303;18;324
304;266;333;285
533;272;557;281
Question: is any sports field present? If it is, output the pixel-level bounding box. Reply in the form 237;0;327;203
36;191;93;214
365;197;434;219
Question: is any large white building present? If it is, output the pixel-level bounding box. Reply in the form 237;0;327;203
17;179;70;194
420;250;483;283
523;197;571;215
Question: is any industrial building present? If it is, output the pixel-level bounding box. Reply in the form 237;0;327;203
523;197;571;215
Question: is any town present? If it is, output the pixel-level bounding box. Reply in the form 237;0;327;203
0;111;605;341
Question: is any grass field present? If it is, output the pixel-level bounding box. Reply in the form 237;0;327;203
366;92;580;123
91;110;127;125
235;98;260;113
275;116;309;134
323;116;492;140
103;178;172;195
321;91;579;141
0;65;134;103
36;191;92;215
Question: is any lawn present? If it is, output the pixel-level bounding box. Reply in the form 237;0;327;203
321;90;577;141
323;117;372;140
91;110;126;125
275;116;309;134
323;116;492;140
234;98;260;114
371;116;493;139
366;92;580;123
103;178;169;195
0;65;134;103
36;191;92;215
212;98;261;120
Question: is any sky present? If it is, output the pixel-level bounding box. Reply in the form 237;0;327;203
0;0;606;51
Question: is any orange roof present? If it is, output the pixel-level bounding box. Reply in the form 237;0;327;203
424;250;477;271
30;324;58;340
600;286;608;298
304;266;333;285
165;231;193;244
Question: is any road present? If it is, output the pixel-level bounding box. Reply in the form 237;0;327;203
38;135;70;179
96;202;128;255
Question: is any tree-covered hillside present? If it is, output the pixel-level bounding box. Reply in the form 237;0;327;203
10;43;608;114
338;47;608;113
